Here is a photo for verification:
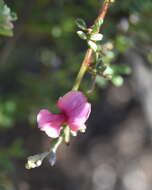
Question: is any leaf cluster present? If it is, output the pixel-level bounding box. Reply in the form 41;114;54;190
0;0;17;36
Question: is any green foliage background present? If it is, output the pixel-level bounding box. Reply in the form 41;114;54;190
0;0;152;189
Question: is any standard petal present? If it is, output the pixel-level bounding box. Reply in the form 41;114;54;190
37;109;66;138
68;103;91;131
57;91;87;113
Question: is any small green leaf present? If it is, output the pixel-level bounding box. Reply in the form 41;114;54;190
90;33;103;41
10;12;17;21
88;40;98;52
95;76;108;87
75;18;87;30
0;0;17;37
90;19;103;34
112;75;124;86
103;66;114;76
77;30;87;40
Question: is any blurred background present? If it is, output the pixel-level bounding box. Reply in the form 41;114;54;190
0;0;152;189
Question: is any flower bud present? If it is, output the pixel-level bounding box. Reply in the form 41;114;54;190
25;152;49;169
49;151;56;166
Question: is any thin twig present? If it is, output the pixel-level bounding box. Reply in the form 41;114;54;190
97;0;111;20
72;0;112;91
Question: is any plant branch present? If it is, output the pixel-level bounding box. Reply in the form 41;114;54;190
66;0;113;145
72;0;112;91
97;0;111;21
72;48;93;90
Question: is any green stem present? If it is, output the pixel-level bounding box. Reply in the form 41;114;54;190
51;136;63;152
72;48;93;91
72;62;87;90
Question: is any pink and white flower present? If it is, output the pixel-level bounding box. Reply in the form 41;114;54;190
37;91;91;138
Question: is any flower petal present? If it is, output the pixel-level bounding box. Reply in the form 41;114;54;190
40;124;60;138
68;102;91;131
70;124;86;132
37;109;66;138
57;90;87;114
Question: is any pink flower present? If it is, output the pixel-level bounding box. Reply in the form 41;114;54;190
37;91;91;138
